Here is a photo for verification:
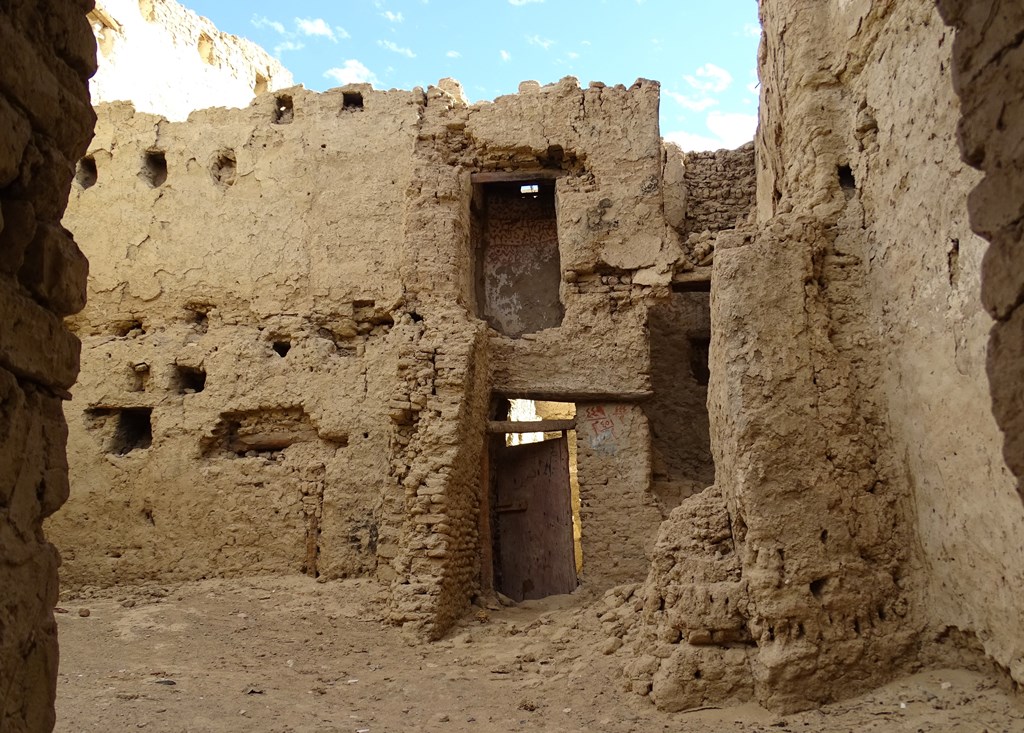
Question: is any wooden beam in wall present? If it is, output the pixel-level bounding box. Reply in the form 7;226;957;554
470;170;566;184
487;419;577;434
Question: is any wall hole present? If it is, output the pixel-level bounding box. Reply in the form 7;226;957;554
272;340;291;357
112;318;144;337
210;150;236;188
688;336;711;386
184;304;211;333
128;362;150;393
197;32;216;65
76;156;97;189
140;150;167;187
173;365;206;394
85;407;153;454
838;164;856;198
274;95;294;124
810;577;827;599
342;91;364;110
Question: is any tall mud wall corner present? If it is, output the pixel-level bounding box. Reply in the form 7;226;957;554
936;0;1024;502
0;1;96;731
621;0;1024;713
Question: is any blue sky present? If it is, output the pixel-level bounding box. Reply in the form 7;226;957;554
183;0;761;151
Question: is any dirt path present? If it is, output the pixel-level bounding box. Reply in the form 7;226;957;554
54;577;1024;732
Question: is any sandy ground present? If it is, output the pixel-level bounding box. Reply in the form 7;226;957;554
54;576;1024;733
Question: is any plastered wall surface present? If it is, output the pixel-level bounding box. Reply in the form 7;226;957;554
936;0;1024;501
622;0;1024;714
88;0;292;121
51;88;418;587
0;1;95;730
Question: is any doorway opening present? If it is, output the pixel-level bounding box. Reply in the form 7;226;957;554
471;174;563;338
486;398;581;602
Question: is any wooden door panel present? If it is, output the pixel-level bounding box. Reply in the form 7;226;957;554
495;436;577;601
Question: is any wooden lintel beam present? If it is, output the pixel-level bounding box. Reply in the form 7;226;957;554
487;419;576;434
470;170;566;184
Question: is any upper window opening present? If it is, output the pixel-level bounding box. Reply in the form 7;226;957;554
472;179;563;338
274;94;294;124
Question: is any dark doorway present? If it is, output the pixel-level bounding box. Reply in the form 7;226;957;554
490;431;577;601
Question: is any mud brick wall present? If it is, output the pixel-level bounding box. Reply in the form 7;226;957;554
681;142;756;238
0;1;96;730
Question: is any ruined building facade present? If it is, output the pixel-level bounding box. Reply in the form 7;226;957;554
2;0;1024;729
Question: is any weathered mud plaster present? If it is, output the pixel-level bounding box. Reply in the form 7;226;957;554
622;0;1024;713
0;1;95;731
88;0;293;121
53;76;747;639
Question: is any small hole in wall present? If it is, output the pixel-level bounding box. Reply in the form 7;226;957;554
409;311;423;323
820;528;829;543
76;156;98;189
184;304;211;333
342;91;363;110
838;164;856;197
274;95;294;124
272;340;291;357
810;577;827;599
86;407;153;454
210;150;236;187
112;318;145;337
140;150;167;187
173;364;206;394
197;32;216;65
689;337;710;386
693;670;702;680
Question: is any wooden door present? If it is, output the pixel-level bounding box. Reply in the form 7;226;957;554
494;435;577;601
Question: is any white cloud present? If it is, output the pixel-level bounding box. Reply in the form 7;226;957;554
566;51;579;60
509;0;543;5
526;34;554;50
743;23;762;38
252;15;285;34
336;26;351;39
664;130;726;152
500;49;511;62
664;111;756;152
274;40;305;55
665;91;719;112
684;63;733;93
324;60;379;86
378;40;416;58
296;17;338;42
706;111;757;148
381;10;404;22
446;50;461;58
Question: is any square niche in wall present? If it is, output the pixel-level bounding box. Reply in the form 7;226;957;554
472;175;564;338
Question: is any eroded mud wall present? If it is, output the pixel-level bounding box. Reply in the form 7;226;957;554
623;0;1024;713
55;76;718;637
0;1;95;730
88;0;292;120
52;88;418;587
